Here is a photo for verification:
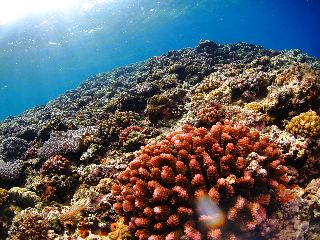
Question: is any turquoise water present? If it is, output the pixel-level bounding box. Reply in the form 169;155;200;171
0;0;319;120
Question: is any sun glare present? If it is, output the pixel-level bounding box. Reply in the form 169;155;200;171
0;0;113;25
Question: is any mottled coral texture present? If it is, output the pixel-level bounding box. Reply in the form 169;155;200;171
0;160;24;182
112;121;289;240
0;137;28;161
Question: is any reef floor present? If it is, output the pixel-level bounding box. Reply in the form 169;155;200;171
0;40;319;240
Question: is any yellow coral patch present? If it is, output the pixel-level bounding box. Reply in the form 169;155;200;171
0;188;8;207
286;110;320;138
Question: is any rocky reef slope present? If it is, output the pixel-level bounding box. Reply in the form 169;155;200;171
0;40;319;239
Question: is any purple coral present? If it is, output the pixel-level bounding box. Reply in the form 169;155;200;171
39;126;101;159
0;159;24;181
0;137;29;161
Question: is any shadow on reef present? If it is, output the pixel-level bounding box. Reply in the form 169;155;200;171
0;40;319;239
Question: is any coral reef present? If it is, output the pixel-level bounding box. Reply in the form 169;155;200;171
112;121;289;239
146;89;187;122
98;111;140;142
107;217;132;240
0;40;319;239
8;187;41;209
196;104;224;126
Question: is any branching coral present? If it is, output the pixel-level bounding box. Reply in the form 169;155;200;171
112;121;289;239
285;110;320;138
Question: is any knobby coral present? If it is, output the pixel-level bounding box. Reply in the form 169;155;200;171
285;110;320;138
112;121;289;239
107;217;132;240
196;104;223;126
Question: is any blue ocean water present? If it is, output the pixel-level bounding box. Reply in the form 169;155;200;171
0;0;319;120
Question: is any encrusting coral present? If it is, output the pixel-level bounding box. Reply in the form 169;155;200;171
38;126;101;159
112;121;289;239
285;110;320;138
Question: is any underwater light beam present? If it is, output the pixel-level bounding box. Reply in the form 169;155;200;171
0;0;114;25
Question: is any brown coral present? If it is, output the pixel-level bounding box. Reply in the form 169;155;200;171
99;110;140;142
112;121;289;239
146;89;187;122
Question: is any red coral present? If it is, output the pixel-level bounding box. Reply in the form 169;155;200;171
119;126;144;143
196;104;223;126
40;155;71;176
112;121;289;239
